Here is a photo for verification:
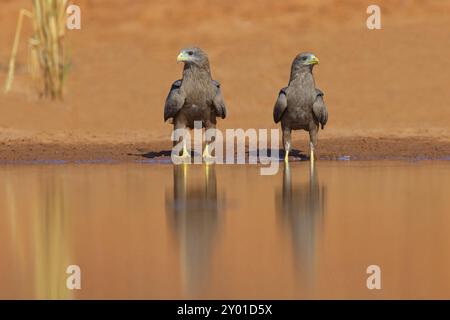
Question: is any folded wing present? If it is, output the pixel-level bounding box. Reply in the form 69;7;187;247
273;87;288;123
212;80;227;119
164;80;185;122
312;88;328;129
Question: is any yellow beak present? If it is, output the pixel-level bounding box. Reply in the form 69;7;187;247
177;52;187;62
309;55;320;65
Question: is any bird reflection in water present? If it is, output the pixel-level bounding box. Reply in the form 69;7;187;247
276;162;326;289
166;164;223;296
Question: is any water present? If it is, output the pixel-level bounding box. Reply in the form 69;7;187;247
0;161;449;299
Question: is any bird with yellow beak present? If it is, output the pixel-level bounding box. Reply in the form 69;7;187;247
164;47;227;163
273;52;328;164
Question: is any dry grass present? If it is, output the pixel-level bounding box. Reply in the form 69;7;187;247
4;0;70;100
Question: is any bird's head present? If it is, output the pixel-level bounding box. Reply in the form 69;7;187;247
177;47;210;69
291;52;319;73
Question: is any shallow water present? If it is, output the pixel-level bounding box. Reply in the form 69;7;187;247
0;161;449;299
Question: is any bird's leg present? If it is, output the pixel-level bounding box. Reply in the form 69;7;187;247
181;139;190;159
284;148;289;162
203;143;212;160
173;121;191;163
310;142;315;166
203;122;215;163
283;128;291;162
173;139;191;163
309;125;318;167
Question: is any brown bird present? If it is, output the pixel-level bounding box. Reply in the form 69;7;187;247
164;47;227;161
273;52;328;163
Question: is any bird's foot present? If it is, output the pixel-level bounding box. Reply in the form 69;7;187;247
172;154;191;164
202;145;215;164
284;150;290;162
173;147;191;164
203;156;215;164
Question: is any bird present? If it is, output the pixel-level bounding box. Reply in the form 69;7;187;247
164;47;227;161
273;52;328;163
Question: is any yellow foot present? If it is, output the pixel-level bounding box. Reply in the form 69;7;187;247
284;150;289;162
173;154;191;163
203;145;214;163
173;146;191;163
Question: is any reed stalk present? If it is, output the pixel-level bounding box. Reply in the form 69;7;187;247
4;0;70;100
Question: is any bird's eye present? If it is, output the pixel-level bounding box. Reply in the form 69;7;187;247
302;56;307;61
188;51;194;56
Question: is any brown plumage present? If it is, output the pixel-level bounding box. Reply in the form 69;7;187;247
164;47;226;159
273;52;328;162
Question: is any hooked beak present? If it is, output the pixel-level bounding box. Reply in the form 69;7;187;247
308;55;320;65
177;51;188;62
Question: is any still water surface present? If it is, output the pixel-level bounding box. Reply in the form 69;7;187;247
0;161;449;299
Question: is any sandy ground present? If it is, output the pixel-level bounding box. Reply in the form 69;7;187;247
0;136;449;163
0;0;449;161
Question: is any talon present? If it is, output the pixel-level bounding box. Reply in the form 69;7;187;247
173;154;191;163
202;145;210;158
202;145;214;163
173;143;191;163
182;144;191;158
284;150;289;162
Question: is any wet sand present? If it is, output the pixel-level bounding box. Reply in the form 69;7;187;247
0;136;448;163
1;161;450;299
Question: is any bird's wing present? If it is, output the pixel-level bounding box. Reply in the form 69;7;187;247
273;87;288;123
212;80;227;119
164;80;185;122
312;88;328;129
